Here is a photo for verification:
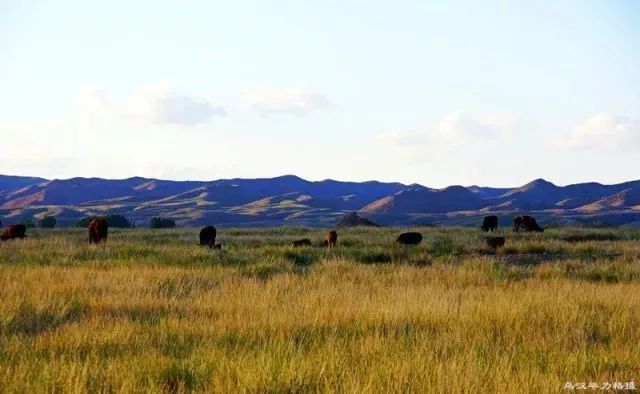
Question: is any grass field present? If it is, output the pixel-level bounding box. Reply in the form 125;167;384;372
1;227;640;392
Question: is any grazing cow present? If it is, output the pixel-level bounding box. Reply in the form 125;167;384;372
324;230;338;248
88;218;108;244
486;236;505;250
513;215;544;232
481;215;498;232
396;232;423;245
1;224;27;241
199;226;217;248
213;243;222;250
292;238;312;247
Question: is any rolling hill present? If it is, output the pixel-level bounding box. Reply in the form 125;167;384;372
0;174;639;227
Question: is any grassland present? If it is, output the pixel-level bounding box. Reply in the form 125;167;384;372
1;227;639;392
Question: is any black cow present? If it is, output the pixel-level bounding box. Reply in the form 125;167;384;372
513;216;544;232
481;215;498;232
199;226;217;248
396;232;422;245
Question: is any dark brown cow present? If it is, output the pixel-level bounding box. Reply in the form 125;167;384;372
199;226;217;248
324;230;338;248
481;215;498;232
486;236;505;250
88;218;108;244
396;232;422;245
513;215;544;232
292;238;312;247
1;224;27;241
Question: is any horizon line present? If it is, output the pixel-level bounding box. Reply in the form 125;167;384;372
1;172;639;190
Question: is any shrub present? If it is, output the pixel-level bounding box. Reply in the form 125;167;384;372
150;217;176;229
283;250;318;267
20;219;35;228
39;216;57;228
561;233;620;243
106;214;133;228
429;236;456;256
349;248;393;264
75;214;133;228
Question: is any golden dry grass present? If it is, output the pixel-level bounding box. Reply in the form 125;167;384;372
0;227;639;392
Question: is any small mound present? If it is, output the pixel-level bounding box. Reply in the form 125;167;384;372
336;212;381;228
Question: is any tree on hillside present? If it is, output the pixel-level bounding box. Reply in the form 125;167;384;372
40;216;57;228
75;216;95;228
150;217;176;228
21;219;35;228
106;214;132;228
75;214;133;228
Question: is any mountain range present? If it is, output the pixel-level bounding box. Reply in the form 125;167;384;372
1;174;639;227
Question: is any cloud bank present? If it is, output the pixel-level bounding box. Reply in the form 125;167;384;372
79;84;226;126
557;114;640;153
379;111;516;149
244;88;331;117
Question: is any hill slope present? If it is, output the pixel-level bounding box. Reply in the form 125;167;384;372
1;174;639;227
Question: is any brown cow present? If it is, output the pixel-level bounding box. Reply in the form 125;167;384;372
513;215;544;232
88;218;109;244
292;238;312;247
324;230;338;248
486;236;505;250
1;224;27;241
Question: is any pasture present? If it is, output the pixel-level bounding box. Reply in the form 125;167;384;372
1;227;639;392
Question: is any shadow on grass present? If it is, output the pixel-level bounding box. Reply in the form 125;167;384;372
3;299;87;336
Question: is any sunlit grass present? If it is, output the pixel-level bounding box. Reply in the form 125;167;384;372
1;227;639;392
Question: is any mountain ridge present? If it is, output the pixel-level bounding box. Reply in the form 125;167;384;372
1;174;639;227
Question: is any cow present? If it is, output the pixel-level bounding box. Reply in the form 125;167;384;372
324;230;338;248
513;215;544;232
486;236;505;250
396;232;422;245
199;226;217;248
292;238;312;247
212;243;222;250
481;215;498;232
88;218;108;244
1;224;27;241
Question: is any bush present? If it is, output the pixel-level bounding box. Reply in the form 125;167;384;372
150;217;176;229
40;216;57;228
107;214;133;228
75;214;133;228
20;219;35;228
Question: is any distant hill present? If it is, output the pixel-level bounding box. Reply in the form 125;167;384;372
1;174;639;227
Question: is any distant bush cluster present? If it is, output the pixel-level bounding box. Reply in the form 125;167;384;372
39;216;57;228
150;217;176;229
20;219;35;229
75;214;134;228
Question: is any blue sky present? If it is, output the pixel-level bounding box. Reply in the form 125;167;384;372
1;0;639;187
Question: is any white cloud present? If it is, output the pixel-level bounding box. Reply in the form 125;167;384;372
556;113;640;153
379;111;515;149
78;83;226;126
244;88;330;117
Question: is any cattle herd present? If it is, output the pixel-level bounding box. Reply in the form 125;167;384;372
0;215;545;252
